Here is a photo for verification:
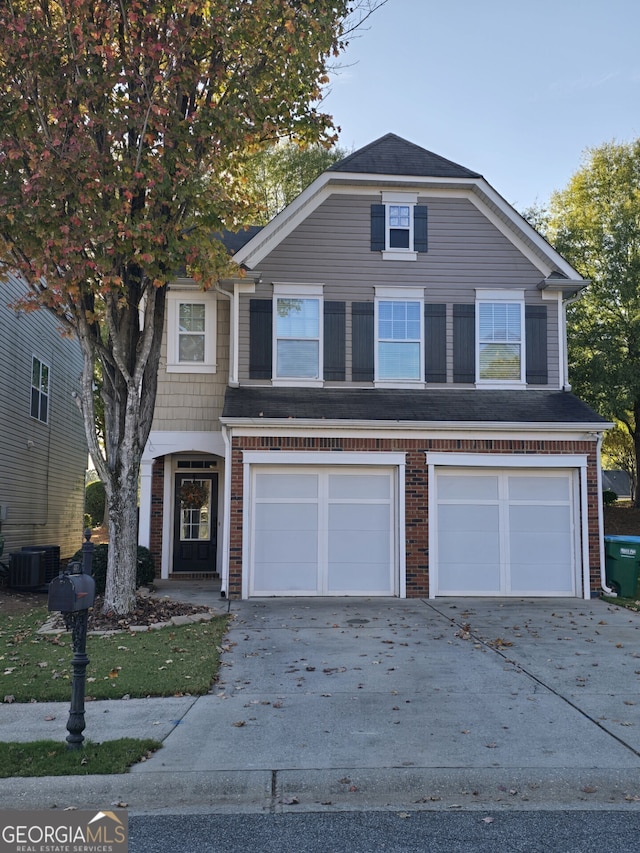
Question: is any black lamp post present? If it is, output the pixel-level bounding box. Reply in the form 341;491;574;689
48;532;96;750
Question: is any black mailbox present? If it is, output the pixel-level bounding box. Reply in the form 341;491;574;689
48;563;95;613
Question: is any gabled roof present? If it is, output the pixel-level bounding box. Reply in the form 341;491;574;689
222;387;608;428
328;133;482;179
232;133;584;282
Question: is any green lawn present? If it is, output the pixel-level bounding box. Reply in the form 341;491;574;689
1;606;229;702
0;738;162;777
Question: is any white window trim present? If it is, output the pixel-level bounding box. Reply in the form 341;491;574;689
381;191;418;261
272;283;324;387
475;289;525;387
166;290;217;374
30;356;50;424
374;286;424;387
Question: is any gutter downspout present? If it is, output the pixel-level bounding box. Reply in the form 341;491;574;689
220;423;232;598
595;431;615;595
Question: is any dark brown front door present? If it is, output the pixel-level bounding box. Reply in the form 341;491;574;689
173;473;218;573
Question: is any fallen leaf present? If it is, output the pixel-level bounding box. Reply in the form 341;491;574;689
232;720;246;727
581;785;597;794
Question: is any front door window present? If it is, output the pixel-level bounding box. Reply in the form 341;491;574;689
173;473;217;573
180;479;211;541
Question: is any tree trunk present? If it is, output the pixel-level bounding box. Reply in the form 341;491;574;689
103;473;139;615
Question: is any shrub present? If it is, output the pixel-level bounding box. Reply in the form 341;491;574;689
70;544;155;595
85;481;106;527
603;489;618;506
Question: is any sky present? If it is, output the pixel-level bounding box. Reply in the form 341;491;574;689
322;0;640;212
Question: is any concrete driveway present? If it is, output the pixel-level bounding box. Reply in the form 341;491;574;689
128;595;640;811
3;595;640;812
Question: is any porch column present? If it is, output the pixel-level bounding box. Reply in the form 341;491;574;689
138;457;153;549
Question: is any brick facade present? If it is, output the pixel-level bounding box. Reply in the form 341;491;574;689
149;456;165;578
227;435;601;599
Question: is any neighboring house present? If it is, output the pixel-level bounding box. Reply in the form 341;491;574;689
0;273;88;570
602;470;632;500
139;134;610;600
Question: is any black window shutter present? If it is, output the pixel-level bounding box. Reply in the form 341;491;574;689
425;303;446;382
525;304;548;384
324;301;346;381
414;205;428;253
249;299;273;379
453;304;475;383
352;302;374;382
370;204;385;252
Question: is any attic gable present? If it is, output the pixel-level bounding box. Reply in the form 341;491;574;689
232;134;583;281
329;133;482;179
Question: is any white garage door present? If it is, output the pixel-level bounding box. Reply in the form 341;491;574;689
250;467;396;596
435;469;578;596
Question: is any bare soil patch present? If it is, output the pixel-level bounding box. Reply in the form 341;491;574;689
604;503;640;536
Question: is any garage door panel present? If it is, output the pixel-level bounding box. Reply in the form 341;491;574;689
254;502;317;531
438;475;498;501
253;560;318;593
509;475;569;502
251;467;396;597
438;561;501;594
328;503;389;532
327;560;392;592
329;473;390;499
255;472;317;499
436;469;577;597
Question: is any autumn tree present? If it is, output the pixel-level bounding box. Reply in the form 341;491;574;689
546;140;640;506
0;0;382;614
242;141;350;224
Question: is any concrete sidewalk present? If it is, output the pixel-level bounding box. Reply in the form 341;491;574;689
2;595;640;814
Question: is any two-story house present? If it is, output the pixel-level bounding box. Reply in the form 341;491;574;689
0;272;87;574
139;134;610;600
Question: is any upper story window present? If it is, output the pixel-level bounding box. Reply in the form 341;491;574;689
167;290;217;373
371;193;427;261
31;356;49;423
375;287;424;385
273;284;323;384
388;204;412;249
476;290;525;385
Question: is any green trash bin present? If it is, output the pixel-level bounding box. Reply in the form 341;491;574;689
604;535;640;598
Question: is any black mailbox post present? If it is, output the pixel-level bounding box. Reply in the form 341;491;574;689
48;557;95;749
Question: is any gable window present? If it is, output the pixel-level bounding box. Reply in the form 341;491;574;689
388;204;412;249
371;192;427;261
476;291;525;384
375;287;424;384
273;284;323;384
167;291;217;373
31;357;49;423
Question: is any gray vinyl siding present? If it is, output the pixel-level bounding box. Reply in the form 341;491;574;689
152;297;230;431
237;193;560;385
0;274;87;559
